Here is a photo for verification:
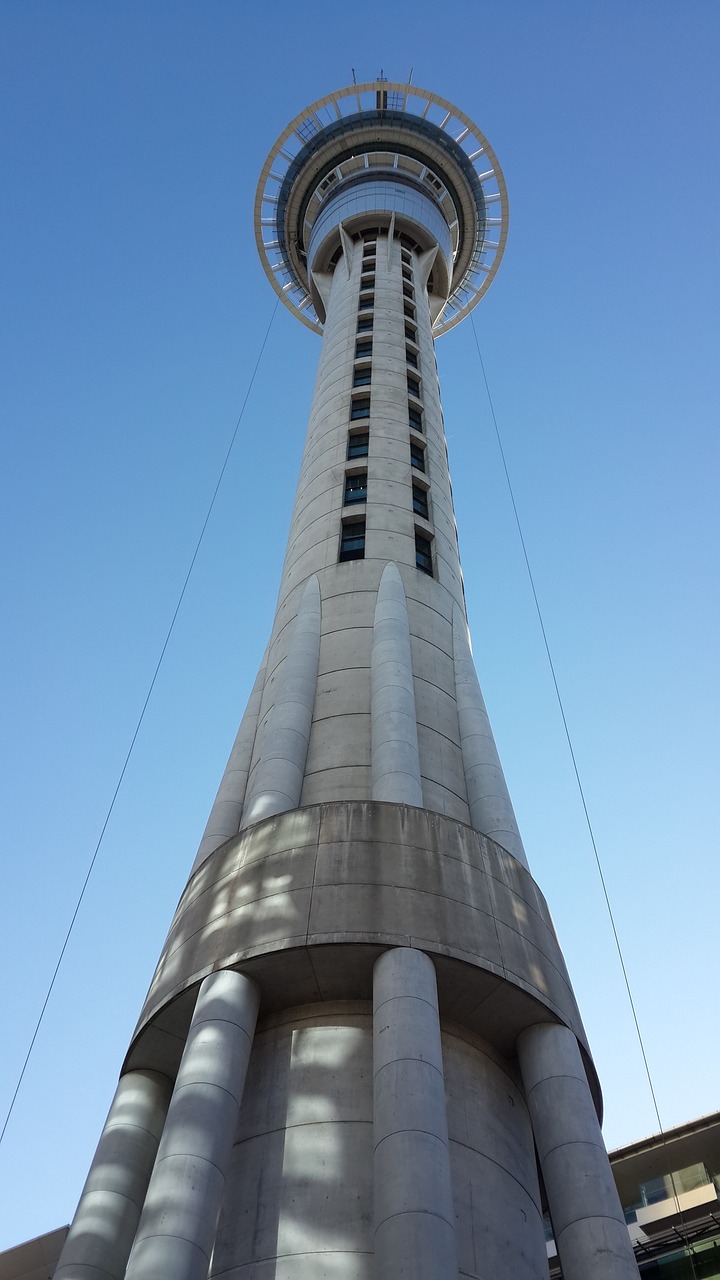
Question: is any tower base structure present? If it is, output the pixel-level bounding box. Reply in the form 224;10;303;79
56;803;637;1280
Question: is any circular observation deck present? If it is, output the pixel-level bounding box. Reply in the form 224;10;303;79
255;80;508;337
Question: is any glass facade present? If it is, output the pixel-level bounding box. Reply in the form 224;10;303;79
307;176;453;278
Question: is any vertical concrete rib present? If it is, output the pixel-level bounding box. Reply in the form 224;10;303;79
124;969;260;1280
452;603;528;868
373;948;459;1280
241;575;321;827
191;649;268;874
371;562;423;805
517;1023;640;1280
54;1069;172;1280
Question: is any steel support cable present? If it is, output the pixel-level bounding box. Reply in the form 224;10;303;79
0;298;280;1149
468;315;700;1275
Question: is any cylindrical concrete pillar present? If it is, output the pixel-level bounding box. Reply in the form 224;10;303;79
124;968;260;1280
373;947;459;1280
517;1023;640;1280
54;1068;172;1280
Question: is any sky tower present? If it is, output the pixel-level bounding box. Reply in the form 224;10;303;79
54;80;641;1280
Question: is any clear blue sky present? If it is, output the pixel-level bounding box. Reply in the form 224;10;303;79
1;0;719;1250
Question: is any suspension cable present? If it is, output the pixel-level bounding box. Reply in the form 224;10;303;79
469;314;698;1275
0;298;280;1149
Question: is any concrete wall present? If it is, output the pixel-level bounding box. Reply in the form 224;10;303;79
195;230;525;853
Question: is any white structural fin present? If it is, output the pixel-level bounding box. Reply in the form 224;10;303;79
371;563;423;806
241;576;321;828
339;222;353;279
452;604;529;869
311;270;333;317
386;212;395;268
191;649;269;875
416;244;438;290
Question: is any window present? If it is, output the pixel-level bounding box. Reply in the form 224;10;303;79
348;431;369;459
404;303;415;320
402;266;412;283
344;471;367;505
407;375;421;397
340;518;366;562
408;406;423;432
361;273;375;289
351;396;371;420
412;484;429;519
357;316;373;332
406;348;418;368
353;366;372;387
356;340;373;359
403;283;414;300
359;292;374;310
415;532;433;575
410;442;425;471
405;324;417;342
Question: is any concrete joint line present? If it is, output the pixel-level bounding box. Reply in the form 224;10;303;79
374;1207;456;1232
131;1229;211;1260
104;1120;164;1139
540;1138;606;1164
448;1136;545;1205
373;1127;450;1153
557;1211;627;1236
153;1150;229;1180
373;1057;444;1082
189;1014;254;1038
526;1071;587;1097
373;992;438;1017
161;1078;242;1112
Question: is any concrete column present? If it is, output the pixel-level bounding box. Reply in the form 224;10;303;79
517;1023;640;1280
373;947;459;1280
124;969;260;1280
191;647;268;874
54;1068;172;1280
241;575;321;827
452;603;528;869
371;562;423;806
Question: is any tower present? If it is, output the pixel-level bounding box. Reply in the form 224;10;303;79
54;81;640;1280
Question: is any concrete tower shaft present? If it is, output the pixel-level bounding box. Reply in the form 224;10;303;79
55;83;640;1280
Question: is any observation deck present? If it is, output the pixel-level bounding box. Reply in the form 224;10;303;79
255;79;508;335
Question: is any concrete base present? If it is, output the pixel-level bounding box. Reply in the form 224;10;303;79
208;998;547;1279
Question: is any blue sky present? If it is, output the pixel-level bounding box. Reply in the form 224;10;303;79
1;0;719;1249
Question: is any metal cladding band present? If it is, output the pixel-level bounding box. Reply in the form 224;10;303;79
517;1024;640;1280
371;562;423;805
124;970;260;1280
54;1070;172;1280
373;948;459;1280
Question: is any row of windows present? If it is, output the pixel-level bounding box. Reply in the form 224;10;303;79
339;244;433;575
340;518;433;574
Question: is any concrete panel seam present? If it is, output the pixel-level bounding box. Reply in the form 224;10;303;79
524;1071;588;1099
374;1126;450;1152
374;1206;457;1232
447;1139;544;1212
126;1229;210;1261
537;1136;607;1162
556;1211;629;1236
